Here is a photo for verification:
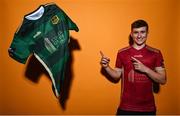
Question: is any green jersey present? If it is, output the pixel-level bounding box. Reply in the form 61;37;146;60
8;3;79;97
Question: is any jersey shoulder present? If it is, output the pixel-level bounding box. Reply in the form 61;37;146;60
118;46;131;53
45;2;55;6
146;45;160;53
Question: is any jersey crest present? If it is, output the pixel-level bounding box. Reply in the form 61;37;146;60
51;15;60;25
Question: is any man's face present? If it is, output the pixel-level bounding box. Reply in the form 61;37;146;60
131;26;148;46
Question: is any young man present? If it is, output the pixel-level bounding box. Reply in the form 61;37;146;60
100;19;166;115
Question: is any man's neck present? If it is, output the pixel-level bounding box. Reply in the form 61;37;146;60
132;44;146;50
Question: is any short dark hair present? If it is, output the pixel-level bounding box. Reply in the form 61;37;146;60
131;19;148;32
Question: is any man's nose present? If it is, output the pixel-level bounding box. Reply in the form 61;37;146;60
137;33;141;38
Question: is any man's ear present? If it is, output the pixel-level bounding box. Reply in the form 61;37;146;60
130;32;133;37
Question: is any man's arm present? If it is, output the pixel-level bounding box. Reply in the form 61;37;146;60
104;67;122;81
131;57;167;85
145;67;166;85
100;51;122;81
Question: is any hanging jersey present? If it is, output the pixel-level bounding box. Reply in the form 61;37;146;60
115;45;165;112
8;3;79;97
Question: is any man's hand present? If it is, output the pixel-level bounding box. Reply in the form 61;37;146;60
100;51;110;68
131;57;148;73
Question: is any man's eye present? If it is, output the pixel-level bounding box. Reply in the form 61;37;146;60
133;31;138;34
141;31;146;33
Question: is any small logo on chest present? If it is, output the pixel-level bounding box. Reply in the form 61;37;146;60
33;31;42;38
133;54;143;58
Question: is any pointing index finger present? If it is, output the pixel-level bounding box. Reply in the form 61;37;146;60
131;57;139;63
100;51;105;57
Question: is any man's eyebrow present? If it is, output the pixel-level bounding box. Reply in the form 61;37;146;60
133;31;138;33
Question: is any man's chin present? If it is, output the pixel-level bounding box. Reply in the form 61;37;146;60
136;42;144;45
135;41;146;46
